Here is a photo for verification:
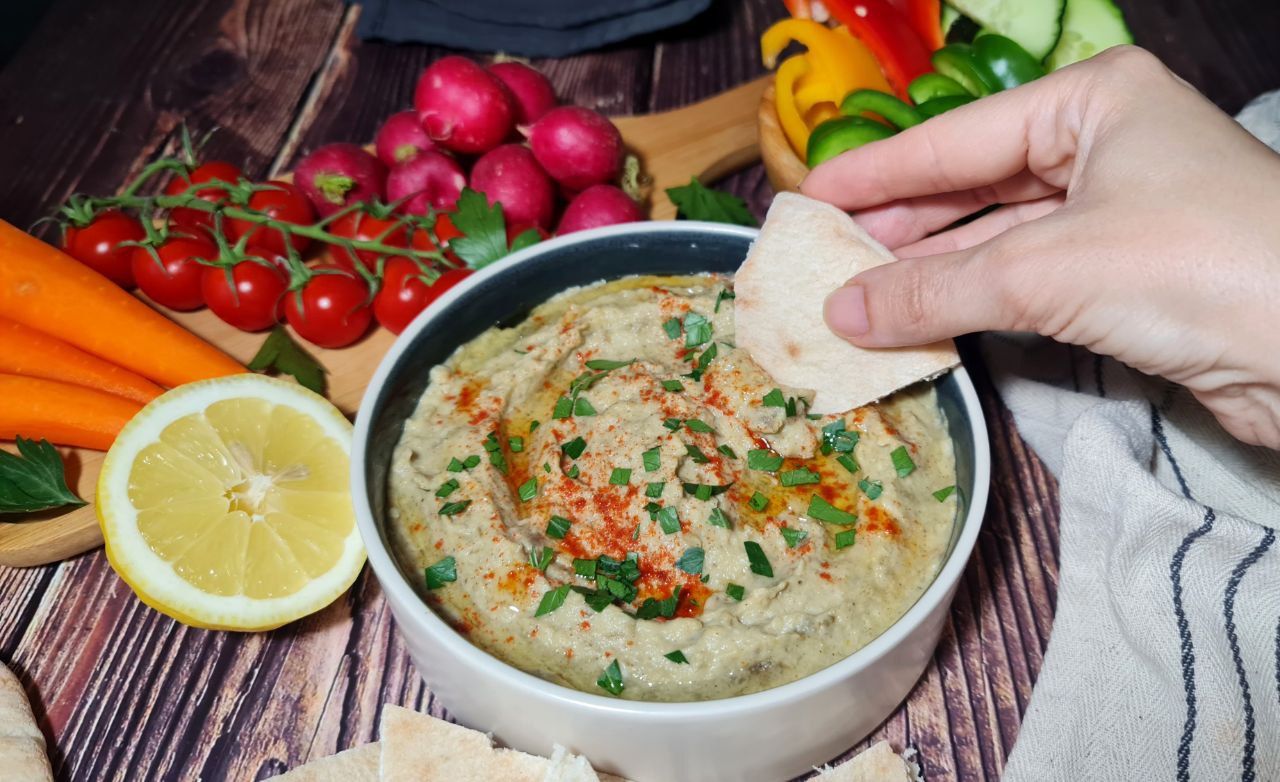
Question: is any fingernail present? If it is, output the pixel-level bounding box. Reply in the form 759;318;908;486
824;285;870;338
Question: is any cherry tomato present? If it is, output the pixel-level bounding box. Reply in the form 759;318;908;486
374;259;473;335
413;212;463;265
202;260;288;332
227;181;315;255
165;161;244;233
328;211;409;272
284;267;373;348
131;237;215;311
61;210;146;288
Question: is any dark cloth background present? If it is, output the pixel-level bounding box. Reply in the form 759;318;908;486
355;0;712;57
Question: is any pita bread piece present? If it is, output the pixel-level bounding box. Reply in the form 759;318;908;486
0;662;53;782
814;740;917;782
272;742;380;782
736;192;959;414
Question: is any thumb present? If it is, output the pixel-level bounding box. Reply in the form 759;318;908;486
823;232;1047;347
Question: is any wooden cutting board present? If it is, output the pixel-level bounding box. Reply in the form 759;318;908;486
0;74;772;568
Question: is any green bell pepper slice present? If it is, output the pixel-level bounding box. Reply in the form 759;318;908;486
930;44;999;97
839;89;924;131
973;34;1047;91
915;94;977;118
806;116;897;167
908;73;971;104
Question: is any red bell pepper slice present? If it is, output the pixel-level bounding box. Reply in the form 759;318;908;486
788;0;933;101
888;0;945;51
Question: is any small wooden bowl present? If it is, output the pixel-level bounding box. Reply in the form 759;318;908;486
758;84;810;194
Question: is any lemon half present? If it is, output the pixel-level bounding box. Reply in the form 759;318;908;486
97;374;364;631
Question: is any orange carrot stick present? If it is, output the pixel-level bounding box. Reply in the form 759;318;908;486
0;317;163;404
0;375;143;451
0;220;243;388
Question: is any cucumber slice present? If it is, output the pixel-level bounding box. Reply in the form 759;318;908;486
940;3;962;32
946;0;1066;60
1046;0;1133;70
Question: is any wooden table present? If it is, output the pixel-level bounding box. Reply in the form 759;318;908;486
0;1;1276;779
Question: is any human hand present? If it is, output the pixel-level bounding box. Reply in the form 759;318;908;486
803;47;1280;448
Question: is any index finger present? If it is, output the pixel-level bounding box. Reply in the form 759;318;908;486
799;72;1081;211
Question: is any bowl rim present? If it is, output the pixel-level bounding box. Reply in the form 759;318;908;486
352;219;991;717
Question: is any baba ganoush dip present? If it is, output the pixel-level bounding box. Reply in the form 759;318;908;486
387;275;957;702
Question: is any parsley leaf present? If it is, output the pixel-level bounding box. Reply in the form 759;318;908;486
534;584;571;616
662;317;682;339
657;506;681;534
707;507;732;528
744;541;773;578
762;388;786;408
585;358;635;370
247;326;326;395
561;437;587;459
748;492;768;512
859;478;884;500
448;188;510;269
597;659;624;696
666;176;758;226
807;495;856;525
664;650;689;664
725;583;745;601
933;485;957;502
642;447;661;472
424;556;457;589
891;446;916;477
439;500;471;516
0;437;84;514
781;527;808;548
747;449;783;472
609;468;631;485
518;477;538;502
779;468;820;487
675;547;704;575
646;481;665;498
546;515;571;539
835;529;857;549
661;379;685;392
529;546;555;571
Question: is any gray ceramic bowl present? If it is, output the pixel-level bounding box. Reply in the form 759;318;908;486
352;221;990;781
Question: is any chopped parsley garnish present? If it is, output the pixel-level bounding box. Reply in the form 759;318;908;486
807;495;857;525
890;446;916;477
424;556;457;589
657;506;681;534
609;468;632;485
483;431;508;473
685;444;711;464
707;507;732;528
717;444;737;459
573;397;597;416
675;547;705;575
646;481;665;498
573;558;597;578
518;477;538;502
835;529;857;549
561;437;587;459
508;436;524;453
685;343;718;380
661;379;685;392
748;492;768;512
553;396;573;419
644;501;662;519
662;417;682;431
529;420;540;432
725;583;745;601
662;317;682;340
933;485;957;502
642;446;661;472
636;586;681;619
684;418;714;433
569;370;606;394
820;420;859;455
690;483;712;501
565;464;580;479
435;479;459;498
529;546;555;571
836;454;860;474
714;287;735;313
747;449;783;472
585;358;635;370
785;397;798;417
546;515;572;539
744;541;773;578
534;584;571;616
762;388;786;408
683;312;712;347
543;463;551;473
597;659;624;696
447;457;466;472
439;500;472;516
665;650;689;664
574;586;615;612
781;527;808;548
779;468;820;487
859;478;884;500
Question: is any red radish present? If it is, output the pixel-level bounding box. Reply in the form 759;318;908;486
557;185;644;235
527;106;624;191
375;111;435;166
415;56;515;155
488;62;557;125
294;143;387;216
387;151;468;216
469;144;555;230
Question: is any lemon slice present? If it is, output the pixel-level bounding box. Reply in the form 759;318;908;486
97;374;363;631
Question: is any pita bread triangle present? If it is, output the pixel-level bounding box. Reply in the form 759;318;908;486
273;742;380;781
735;192;959;413
0;662;52;782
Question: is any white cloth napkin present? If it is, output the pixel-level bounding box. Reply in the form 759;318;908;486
995;92;1280;782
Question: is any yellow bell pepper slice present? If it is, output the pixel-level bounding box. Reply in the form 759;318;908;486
774;54;812;157
761;19;891;107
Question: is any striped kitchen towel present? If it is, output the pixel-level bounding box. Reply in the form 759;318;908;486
991;93;1280;782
